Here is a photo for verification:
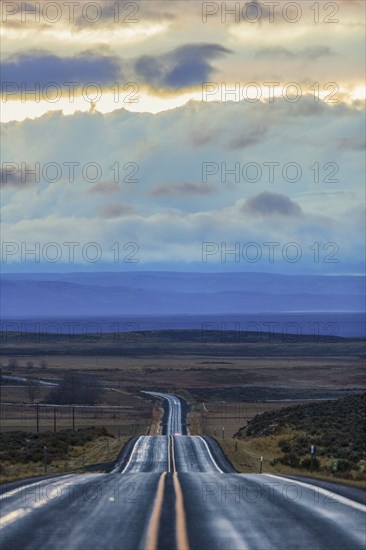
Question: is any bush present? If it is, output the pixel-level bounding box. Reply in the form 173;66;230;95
0;427;109;464
300;457;320;470
337;459;352;472
46;372;102;405
279;453;300;468
278;439;292;453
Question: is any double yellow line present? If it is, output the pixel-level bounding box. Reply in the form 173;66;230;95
145;436;190;550
168;434;176;473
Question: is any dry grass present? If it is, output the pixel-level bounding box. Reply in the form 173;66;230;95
148;405;164;435
200;401;315;439
2;334;365;488
0;434;130;484
2;353;365;391
218;431;366;489
187;411;202;435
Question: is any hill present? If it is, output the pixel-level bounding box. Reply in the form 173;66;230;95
1;272;364;318
237;393;366;476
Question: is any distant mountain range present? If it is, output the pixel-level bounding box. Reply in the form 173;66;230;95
1;272;364;317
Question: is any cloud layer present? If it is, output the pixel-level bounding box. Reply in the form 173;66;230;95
1;98;364;272
1;0;364;274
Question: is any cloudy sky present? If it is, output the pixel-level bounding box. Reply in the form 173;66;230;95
1;0;365;273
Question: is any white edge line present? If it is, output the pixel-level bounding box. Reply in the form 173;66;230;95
0;474;76;501
265;474;366;513
112;436;142;474
197;436;224;474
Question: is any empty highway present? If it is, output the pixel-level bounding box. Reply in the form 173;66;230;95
1;391;365;550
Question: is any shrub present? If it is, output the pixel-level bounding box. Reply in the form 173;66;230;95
46;372;102;405
279;453;300;468
278;439;292;453
300;457;320;470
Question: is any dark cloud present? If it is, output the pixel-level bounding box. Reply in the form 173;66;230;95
227;126;268;150
242;192;303;217
89;182;121;194
73;0;176;27
0;165;35;188
336;137;365;151
1;51;123;88
135;44;231;89
152;182;214;197
99;203;134;218
255;46;335;60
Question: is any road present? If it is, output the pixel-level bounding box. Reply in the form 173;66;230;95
143;391;183;435
1;391;365;550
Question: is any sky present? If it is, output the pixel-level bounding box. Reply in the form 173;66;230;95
1;0;365;274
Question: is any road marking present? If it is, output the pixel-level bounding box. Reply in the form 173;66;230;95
171;436;177;473
142;391;182;435
144;472;167;550
173;473;190;550
167;436;171;473
118;436;142;474
197;436;224;473
265;475;366;513
1;509;30;528
0;474;76;500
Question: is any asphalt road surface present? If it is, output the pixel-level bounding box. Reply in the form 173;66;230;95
1;391;365;550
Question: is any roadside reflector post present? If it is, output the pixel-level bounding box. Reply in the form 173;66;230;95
222;427;225;439
260;456;263;474
43;445;48;474
331;458;339;476
36;402;39;433
310;444;316;472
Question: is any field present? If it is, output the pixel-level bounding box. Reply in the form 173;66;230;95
0;429;131;483
1;330;365;485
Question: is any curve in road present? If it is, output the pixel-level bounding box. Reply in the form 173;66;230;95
1;391;365;550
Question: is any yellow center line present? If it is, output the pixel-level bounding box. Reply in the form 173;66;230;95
167;435;171;473
171;436;177;473
144;472;167;550
173;472;190;550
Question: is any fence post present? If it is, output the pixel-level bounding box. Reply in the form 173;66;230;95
44;446;48;474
